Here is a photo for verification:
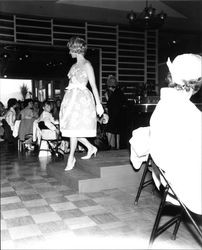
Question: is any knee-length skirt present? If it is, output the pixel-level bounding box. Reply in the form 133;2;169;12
59;88;97;137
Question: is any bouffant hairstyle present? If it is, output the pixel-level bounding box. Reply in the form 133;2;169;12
67;36;87;55
166;54;202;94
23;99;33;108
107;75;118;87
7;98;17;109
42;100;51;108
168;76;202;95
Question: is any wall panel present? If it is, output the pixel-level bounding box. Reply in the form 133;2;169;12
0;12;158;103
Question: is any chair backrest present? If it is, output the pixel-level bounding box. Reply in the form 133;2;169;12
41;129;57;140
154;161;202;239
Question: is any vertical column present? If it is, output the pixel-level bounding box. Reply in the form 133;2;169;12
116;25;119;81
14;15;16;42
144;30;148;85
51;18;54;45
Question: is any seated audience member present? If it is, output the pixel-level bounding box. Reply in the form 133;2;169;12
5;98;17;130
33;99;40;118
18;99;38;149
15;100;22;120
3;98;18;142
130;53;202;215
20;99;38;120
38;100;59;134
0;101;6;116
52;98;61;120
0;101;6;141
36;101;60;156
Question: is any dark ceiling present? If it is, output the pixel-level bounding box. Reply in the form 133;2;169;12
0;0;201;32
0;44;100;80
0;0;201;78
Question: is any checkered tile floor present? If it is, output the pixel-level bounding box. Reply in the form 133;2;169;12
1;142;201;249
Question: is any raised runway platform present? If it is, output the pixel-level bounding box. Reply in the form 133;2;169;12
46;149;151;193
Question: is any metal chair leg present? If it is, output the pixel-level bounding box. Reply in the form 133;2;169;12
149;165;202;247
135;155;153;205
172;216;182;240
159;167;202;239
18;139;24;152
149;185;170;245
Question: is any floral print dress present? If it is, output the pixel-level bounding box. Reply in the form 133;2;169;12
59;63;96;137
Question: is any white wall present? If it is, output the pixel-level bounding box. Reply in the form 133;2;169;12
0;79;32;107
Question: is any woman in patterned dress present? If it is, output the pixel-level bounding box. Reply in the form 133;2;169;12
59;36;104;171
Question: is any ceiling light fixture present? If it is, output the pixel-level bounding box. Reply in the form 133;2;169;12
1;52;9;60
127;0;167;29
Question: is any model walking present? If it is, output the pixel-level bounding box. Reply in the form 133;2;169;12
59;36;104;170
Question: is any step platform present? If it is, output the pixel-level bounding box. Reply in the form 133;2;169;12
46;149;151;193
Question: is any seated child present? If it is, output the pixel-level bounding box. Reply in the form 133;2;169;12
36;101;60;156
38;100;59;134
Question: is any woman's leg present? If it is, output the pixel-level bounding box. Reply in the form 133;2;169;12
106;132;115;148
116;134;120;149
78;137;93;151
66;137;77;168
78;137;97;159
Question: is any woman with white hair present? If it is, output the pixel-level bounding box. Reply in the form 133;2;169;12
130;53;202;214
150;53;202;214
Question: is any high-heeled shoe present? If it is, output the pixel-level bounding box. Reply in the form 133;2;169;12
81;146;97;160
64;157;76;171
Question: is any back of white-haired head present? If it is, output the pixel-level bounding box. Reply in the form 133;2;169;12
167;53;202;85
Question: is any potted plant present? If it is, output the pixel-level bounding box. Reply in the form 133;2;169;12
20;83;28;100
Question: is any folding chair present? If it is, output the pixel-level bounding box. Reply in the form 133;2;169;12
134;154;202;247
38;121;63;159
148;160;202;247
17;118;35;152
134;154;154;205
18;133;33;152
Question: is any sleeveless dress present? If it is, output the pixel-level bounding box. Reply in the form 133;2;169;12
59;63;96;137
